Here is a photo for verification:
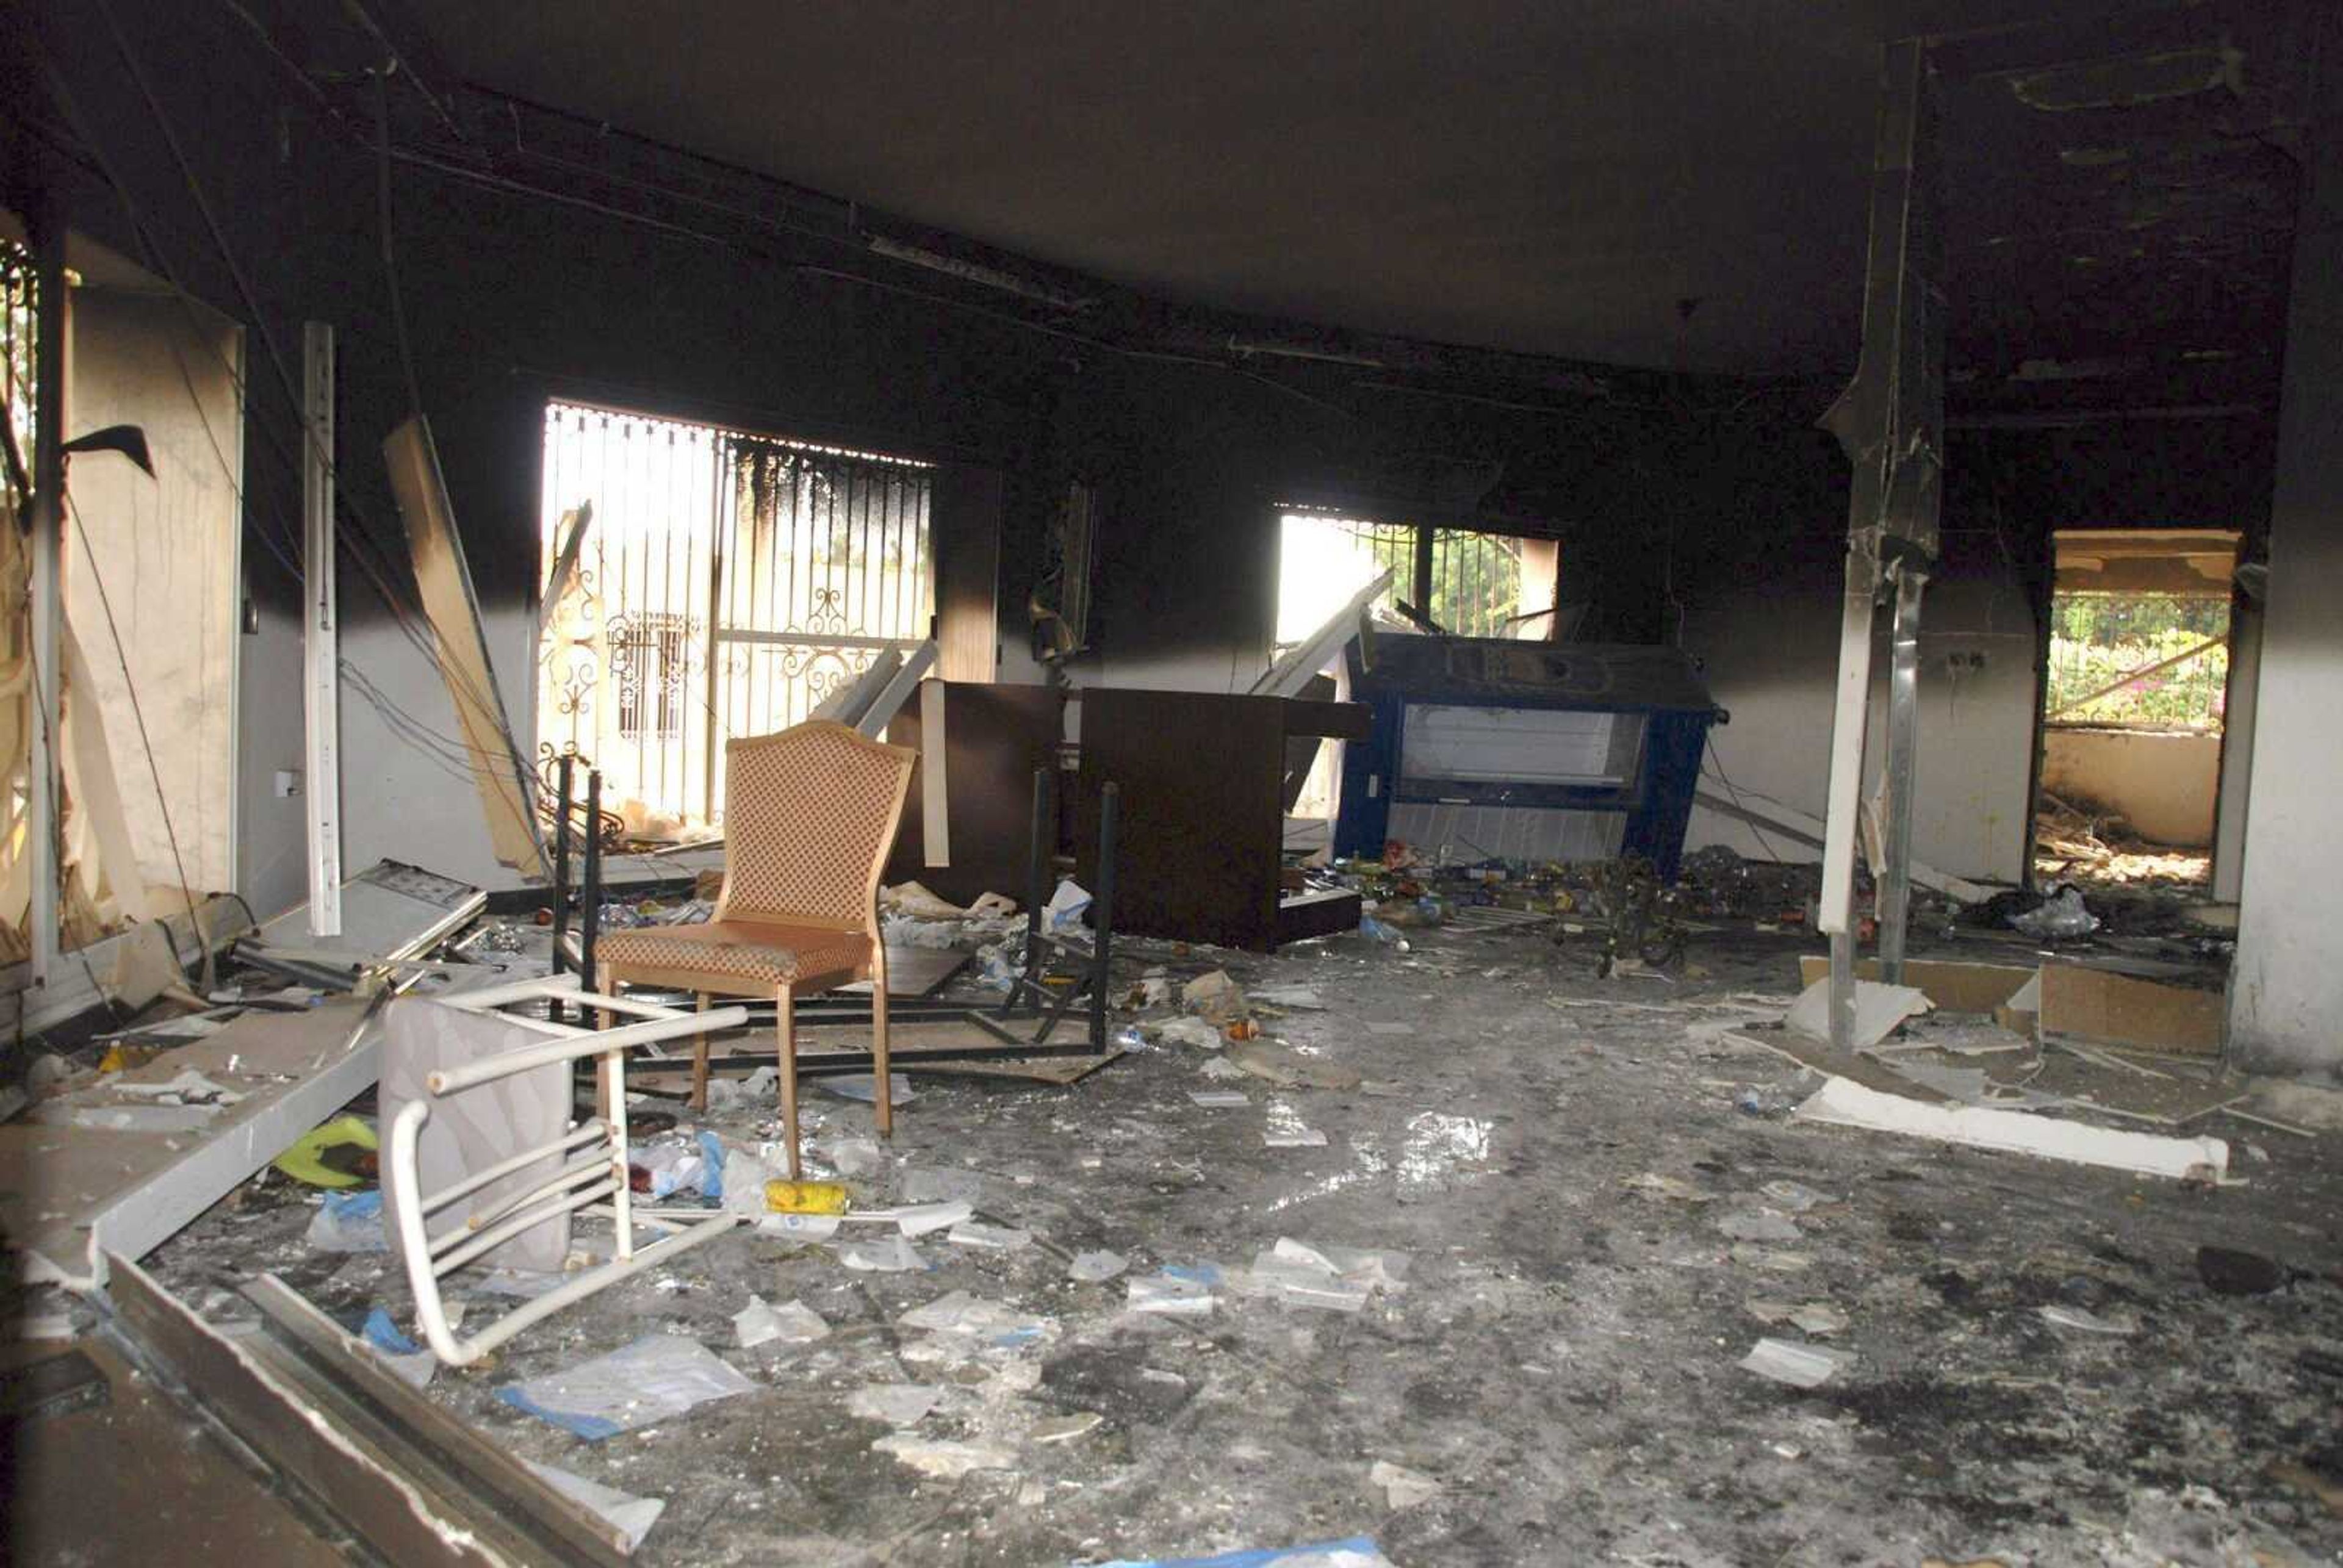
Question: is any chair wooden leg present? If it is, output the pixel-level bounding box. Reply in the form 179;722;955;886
777;984;802;1180
593;965;614;1123
690;992;710;1113
873;966;894;1140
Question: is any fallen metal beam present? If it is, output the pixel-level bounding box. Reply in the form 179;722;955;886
101;1253;624;1568
1815;38;1946;1051
1249;567;1393;699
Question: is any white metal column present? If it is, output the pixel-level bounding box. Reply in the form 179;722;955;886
302;322;343;936
26;201;68;990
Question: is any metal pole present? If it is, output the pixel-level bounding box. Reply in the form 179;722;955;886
549;752;573;1021
579;768;602;990
1877;564;1927;981
1003;766;1048;1019
301;322;343;937
25;192;67;991
1816;38;1943;1052
1090;782;1118;1052
551;753;574;971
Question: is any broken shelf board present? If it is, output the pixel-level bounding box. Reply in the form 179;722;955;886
2037;962;2223;1057
1794;1074;2228;1181
0;997;384;1284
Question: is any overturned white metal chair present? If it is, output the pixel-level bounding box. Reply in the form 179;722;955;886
383;973;748;1366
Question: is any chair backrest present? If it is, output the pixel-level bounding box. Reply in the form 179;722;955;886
716;719;916;930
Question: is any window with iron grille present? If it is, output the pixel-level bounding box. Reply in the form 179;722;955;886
2045;592;2230;732
1275;510;1552;644
536;401;934;830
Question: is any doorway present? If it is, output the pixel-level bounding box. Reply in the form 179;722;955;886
2033;528;2240;888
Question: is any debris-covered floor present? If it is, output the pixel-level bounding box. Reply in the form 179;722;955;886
109;913;2343;1568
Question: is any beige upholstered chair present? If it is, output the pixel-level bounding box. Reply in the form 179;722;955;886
594;721;916;1176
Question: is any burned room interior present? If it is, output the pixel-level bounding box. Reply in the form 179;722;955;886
1;1;2341;1563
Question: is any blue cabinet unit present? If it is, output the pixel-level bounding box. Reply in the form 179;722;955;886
1334;636;1725;880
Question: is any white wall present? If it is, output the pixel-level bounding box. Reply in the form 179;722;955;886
2231;88;2343;1076
1682;562;2037;885
2041;728;2219;847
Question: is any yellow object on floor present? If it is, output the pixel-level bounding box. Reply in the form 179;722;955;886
765;1179;851;1215
272;1114;379;1189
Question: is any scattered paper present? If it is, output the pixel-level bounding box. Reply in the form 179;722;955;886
1183;970;1250;1026
735;1295;830;1349
884;1201;975;1237
1240;1239;1412;1312
522;1461;667;1554
1067;1250;1128;1283
2039;1304;2136;1336
1370;1459;1441;1509
848;1383;942;1426
1251;985;1326;1011
1128;1270;1217;1317
1718;1210;1802;1243
1746;1300;1848;1337
1229;1038;1361;1090
810;1132;883;1177
498;1334;758;1439
1265;1126;1329;1149
1624;1172;1713;1203
1032;1411;1103;1445
899;1289;1049;1348
838;1234;928;1273
948;1221;1032;1251
1740;1337;1855;1389
1189;1090;1250;1107
1159;1018;1226;1053
1757;1179;1825;1212
873;1433;1017;1479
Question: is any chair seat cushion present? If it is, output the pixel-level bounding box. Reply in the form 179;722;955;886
596;921;871;987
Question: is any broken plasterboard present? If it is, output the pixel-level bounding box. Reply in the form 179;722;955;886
1793;1074;2228;1181
1782;976;1931;1049
1796;955;2034;1016
2037;963;2224;1057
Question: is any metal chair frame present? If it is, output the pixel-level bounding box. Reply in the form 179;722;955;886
384;973;747;1366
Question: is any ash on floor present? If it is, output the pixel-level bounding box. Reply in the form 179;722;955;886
144;921;2343;1568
